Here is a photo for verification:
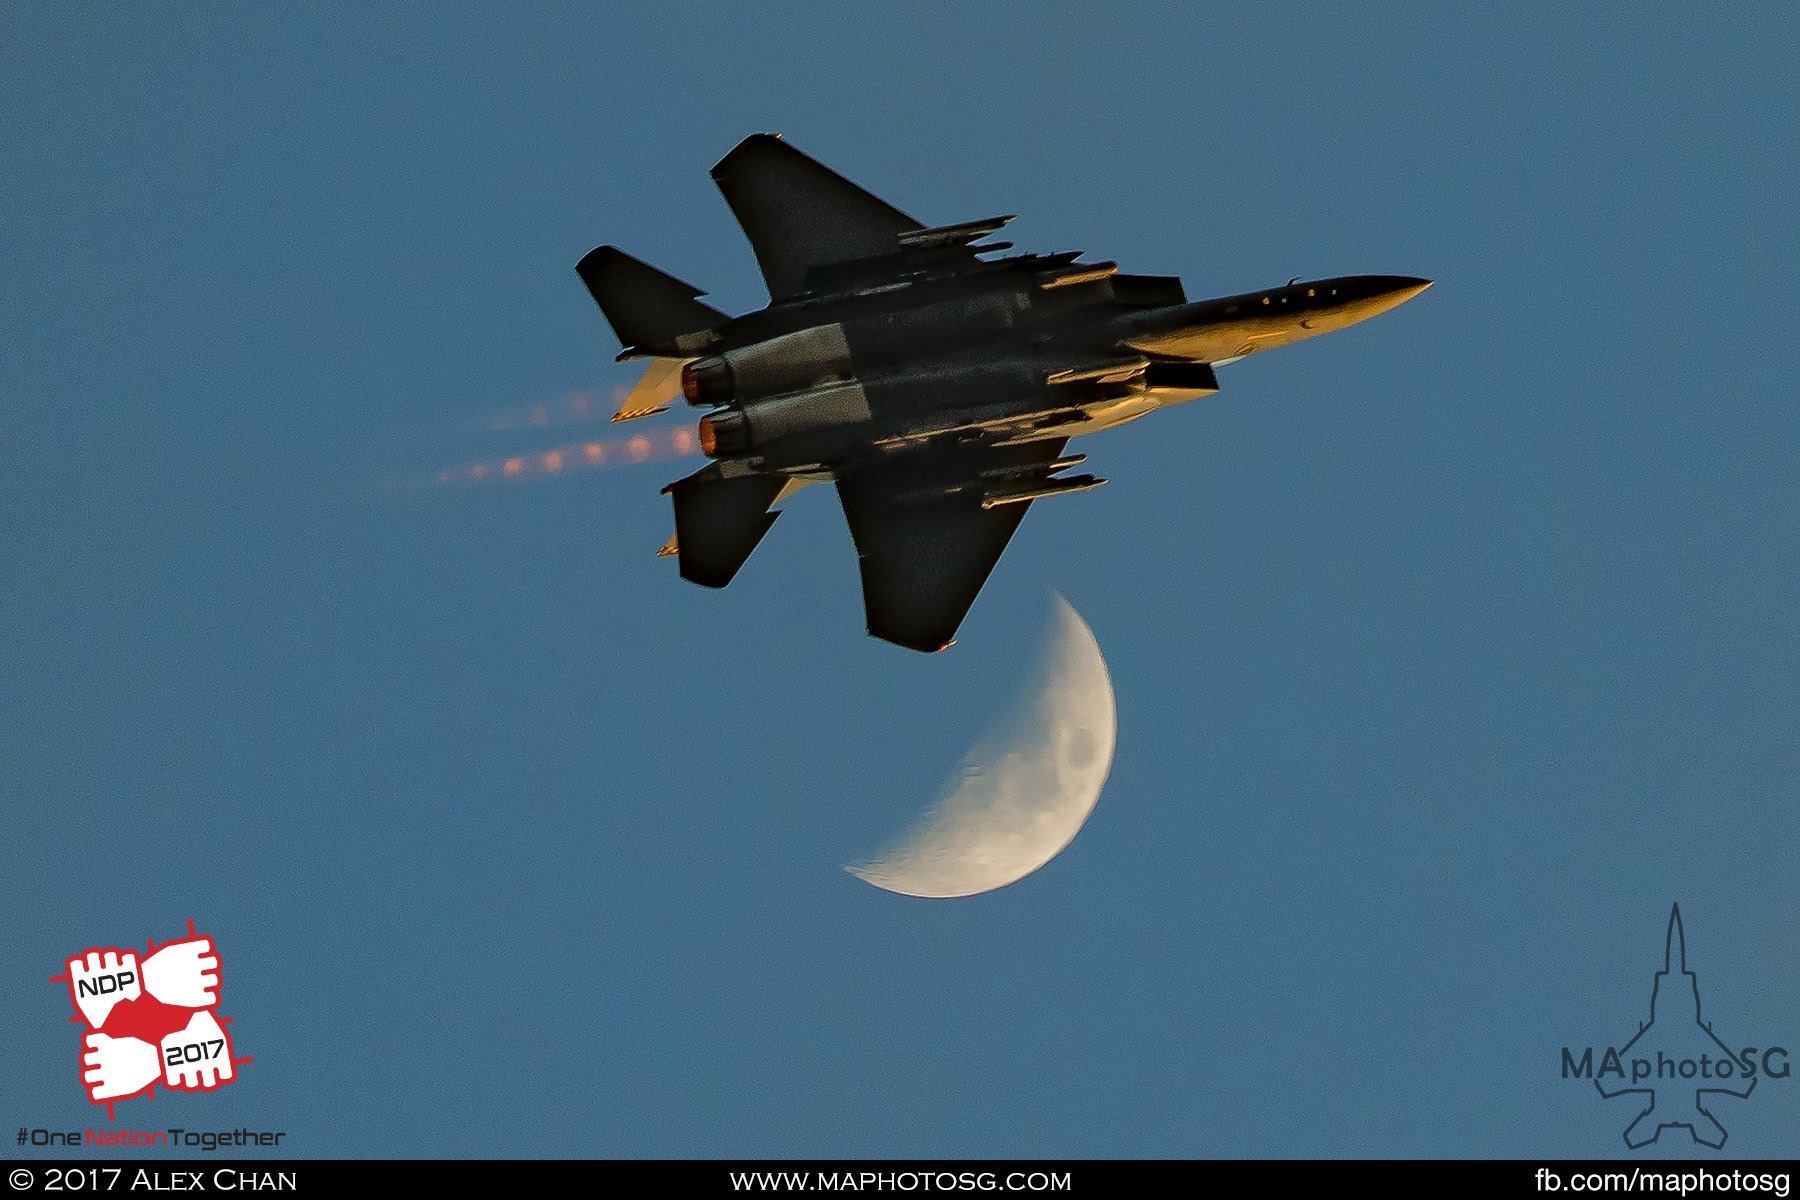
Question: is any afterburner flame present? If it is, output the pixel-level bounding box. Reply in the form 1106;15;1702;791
437;423;702;487
484;387;627;432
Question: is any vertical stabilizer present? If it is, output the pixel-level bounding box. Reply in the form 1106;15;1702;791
576;246;726;356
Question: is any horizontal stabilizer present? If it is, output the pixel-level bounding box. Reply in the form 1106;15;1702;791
613;358;683;422
576;246;726;355
663;467;785;588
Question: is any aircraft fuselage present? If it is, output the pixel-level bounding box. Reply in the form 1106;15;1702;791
692;273;1431;474
1119;274;1433;363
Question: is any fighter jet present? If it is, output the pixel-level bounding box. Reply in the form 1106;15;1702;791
578;134;1429;651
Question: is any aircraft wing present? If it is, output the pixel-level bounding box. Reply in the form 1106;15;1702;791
711;134;925;301
834;439;1070;652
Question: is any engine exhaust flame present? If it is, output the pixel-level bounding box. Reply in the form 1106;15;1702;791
476;386;630;433
434;423;701;487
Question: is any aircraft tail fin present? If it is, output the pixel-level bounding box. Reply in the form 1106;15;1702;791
661;467;785;588
576;246;727;356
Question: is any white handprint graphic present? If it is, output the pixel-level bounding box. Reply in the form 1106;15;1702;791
66;949;142;1030
160;1009;235;1091
82;1032;160;1102
143;936;220;1008
58;921;244;1113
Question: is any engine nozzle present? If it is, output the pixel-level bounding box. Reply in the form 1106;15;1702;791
696;408;750;457
681;357;733;407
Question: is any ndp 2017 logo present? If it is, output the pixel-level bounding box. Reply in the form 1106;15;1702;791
49;920;249;1117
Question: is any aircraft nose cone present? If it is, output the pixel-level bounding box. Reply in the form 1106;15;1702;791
1370;275;1433;307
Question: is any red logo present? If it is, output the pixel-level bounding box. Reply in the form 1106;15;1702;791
50;920;250;1117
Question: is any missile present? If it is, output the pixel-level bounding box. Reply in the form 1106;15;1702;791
980;454;1087;481
1038;261;1119;290
979;473;1107;509
1046;356;1148;385
897;215;1015;250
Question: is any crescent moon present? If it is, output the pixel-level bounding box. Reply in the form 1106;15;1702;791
847;594;1117;898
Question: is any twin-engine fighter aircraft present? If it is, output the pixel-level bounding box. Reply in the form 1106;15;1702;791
580;135;1429;651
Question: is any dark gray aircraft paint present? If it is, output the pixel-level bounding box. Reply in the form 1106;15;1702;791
578;134;1430;652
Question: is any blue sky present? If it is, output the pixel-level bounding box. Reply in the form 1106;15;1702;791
5;5;1796;1158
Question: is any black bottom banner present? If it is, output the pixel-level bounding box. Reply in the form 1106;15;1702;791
2;1161;1796;1195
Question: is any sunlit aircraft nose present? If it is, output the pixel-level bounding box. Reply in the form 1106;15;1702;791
1363;275;1433;312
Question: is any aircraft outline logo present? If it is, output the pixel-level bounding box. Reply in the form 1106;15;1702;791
1594;905;1755;1149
